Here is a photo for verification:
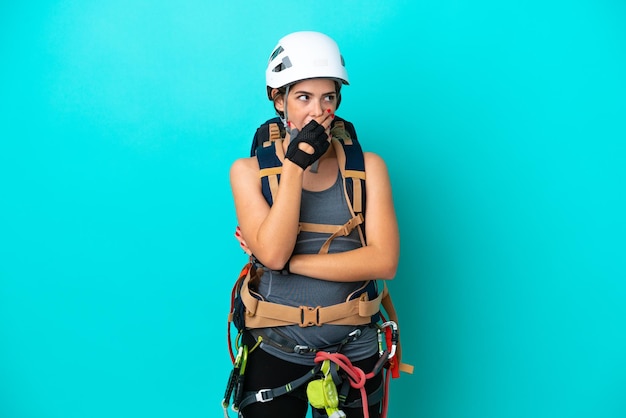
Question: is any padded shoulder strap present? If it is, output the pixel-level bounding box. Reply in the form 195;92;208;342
252;118;286;206
251;117;283;157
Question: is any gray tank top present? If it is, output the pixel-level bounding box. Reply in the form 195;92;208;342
257;171;378;365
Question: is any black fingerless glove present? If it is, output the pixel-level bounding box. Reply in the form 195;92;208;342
285;120;330;170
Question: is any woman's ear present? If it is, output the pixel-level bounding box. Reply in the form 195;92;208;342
271;88;285;112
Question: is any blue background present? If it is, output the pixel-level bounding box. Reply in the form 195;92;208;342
1;1;625;417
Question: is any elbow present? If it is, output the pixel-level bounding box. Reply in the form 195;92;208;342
255;248;292;271
380;266;398;280
383;248;400;279
263;258;290;272
378;257;399;280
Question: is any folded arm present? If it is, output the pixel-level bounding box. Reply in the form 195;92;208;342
288;152;400;282
230;156;305;271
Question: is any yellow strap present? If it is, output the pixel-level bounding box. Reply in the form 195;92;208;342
353;179;363;213
298;214;364;254
275;138;285;161
298;222;343;234
268;174;279;201
344;169;366;180
399;363;415;374
259;167;282;178
319;214;364;255
269;123;281;141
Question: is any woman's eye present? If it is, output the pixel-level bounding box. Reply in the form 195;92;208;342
297;95;310;101
324;95;336;102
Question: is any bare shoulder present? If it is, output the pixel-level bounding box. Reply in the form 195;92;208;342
230;156;260;185
363;152;390;178
230;156;259;172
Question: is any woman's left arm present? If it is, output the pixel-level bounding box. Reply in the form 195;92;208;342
288;152;400;282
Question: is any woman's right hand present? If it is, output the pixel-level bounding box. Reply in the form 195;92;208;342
285;119;331;169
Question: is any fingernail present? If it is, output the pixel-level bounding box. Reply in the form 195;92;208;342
331;114;335;119
327;109;331;113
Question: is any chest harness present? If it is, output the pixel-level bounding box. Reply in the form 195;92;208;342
223;117;413;418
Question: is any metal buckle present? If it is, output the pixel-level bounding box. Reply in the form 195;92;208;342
293;344;312;354
347;328;362;341
255;389;273;403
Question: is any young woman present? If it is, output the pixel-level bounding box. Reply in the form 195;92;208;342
229;31;400;418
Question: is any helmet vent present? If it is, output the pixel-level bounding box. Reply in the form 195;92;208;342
272;56;292;73
269;46;284;62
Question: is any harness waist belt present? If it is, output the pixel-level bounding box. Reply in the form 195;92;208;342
241;271;388;328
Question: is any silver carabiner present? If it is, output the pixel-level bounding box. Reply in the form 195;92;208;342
380;321;398;359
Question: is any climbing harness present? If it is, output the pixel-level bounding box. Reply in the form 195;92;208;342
223;117;413;417
223;321;401;418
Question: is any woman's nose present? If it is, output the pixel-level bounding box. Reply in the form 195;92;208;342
312;100;324;116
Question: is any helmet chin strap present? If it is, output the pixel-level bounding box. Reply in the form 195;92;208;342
281;85;299;138
280;84;320;173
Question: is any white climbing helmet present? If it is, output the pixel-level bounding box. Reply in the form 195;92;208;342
265;31;349;98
